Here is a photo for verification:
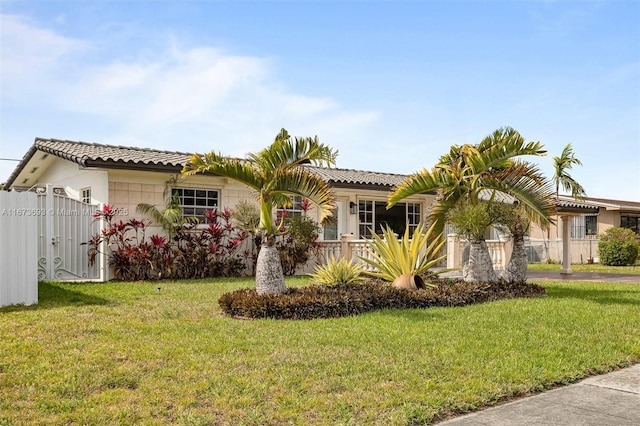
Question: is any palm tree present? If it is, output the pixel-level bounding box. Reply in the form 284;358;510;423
552;143;586;239
136;177;199;238
553;143;586;200
182;128;337;294
388;127;555;282
136;191;187;239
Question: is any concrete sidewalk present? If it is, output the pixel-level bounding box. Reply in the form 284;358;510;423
437;364;640;425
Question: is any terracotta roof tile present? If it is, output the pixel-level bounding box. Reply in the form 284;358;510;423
6;138;410;189
35;138;192;167
305;166;408;188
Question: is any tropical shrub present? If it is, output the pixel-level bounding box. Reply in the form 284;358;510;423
218;279;546;320
277;214;321;275
358;222;446;282
87;205;248;280
232;201;322;276
598;227;639;266
309;257;364;285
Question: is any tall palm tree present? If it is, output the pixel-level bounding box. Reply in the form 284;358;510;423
388;127;555;282
182;128;337;294
553;143;586;200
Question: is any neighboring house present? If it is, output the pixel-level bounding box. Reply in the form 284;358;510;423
3;138;436;278
525;195;640;265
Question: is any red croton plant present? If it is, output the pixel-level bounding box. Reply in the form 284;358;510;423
86;205;249;281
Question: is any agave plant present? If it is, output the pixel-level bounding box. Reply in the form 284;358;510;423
309;257;364;286
359;222;446;285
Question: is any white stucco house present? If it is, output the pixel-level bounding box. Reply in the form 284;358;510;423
3;138;436;280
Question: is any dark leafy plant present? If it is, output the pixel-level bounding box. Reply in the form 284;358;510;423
218;279;546;320
598;227;639;266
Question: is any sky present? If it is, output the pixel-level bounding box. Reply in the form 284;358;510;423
1;0;639;201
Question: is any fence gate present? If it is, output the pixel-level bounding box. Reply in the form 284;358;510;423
37;186;103;281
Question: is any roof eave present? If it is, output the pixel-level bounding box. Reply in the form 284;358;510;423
3;144;39;189
84;159;184;174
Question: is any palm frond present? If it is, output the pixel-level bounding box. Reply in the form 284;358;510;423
270;168;336;225
388;168;454;207
183;153;264;190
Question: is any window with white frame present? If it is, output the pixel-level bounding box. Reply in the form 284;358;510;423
323;207;339;240
80;187;91;204
407;203;421;234
357;200;421;238
276;195;304;221
171;188;219;218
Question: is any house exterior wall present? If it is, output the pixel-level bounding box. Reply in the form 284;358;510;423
15;156;436;279
596;209;618;233
37;158;109;205
106;170;256;223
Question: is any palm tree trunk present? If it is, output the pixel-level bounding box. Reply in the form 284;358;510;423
463;238;498;283
255;241;287;294
504;234;527;283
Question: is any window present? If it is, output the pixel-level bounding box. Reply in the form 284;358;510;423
621;214;640;235
358;200;374;238
276;195;304;224
171;188;219;218
357;200;421;238
80;187;91;204
585;215;597;236
571;214;599;239
571;216;586;239
407;203;421;234
323;207;339;240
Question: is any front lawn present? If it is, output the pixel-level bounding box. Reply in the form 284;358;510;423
1;277;638;425
528;262;640;274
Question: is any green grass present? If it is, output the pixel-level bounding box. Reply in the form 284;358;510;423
1;277;639;425
528;262;640;274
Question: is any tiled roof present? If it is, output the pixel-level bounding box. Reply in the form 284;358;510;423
580;196;640;209
305;166;409;188
5;138;410;189
35;138;191;168
557;195;640;211
556;198;599;213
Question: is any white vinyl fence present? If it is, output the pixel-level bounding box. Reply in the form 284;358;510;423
0;191;38;307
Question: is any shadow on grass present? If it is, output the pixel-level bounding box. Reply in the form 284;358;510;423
546;286;640;306
0;282;111;313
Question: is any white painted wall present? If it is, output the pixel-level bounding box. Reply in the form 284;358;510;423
38;157;109;205
0;191;38;306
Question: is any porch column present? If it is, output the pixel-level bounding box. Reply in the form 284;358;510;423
447;234;460;270
340;233;354;261
561;215;572;275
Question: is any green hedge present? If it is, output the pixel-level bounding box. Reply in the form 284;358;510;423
598;227;639;266
218;279;546;320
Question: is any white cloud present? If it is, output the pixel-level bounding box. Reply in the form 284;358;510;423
1;14;379;163
0;14;88;85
